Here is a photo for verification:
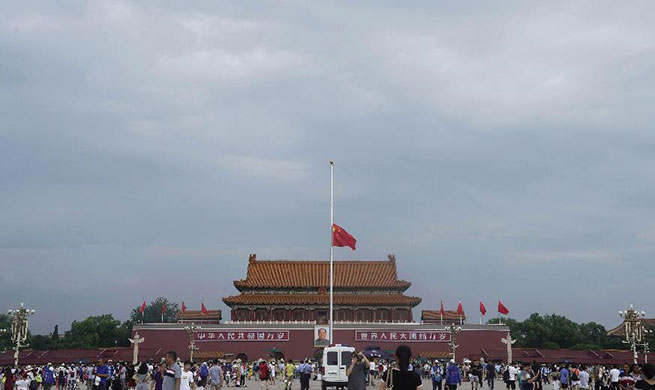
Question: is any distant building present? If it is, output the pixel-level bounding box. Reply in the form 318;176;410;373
177;310;222;325
222;254;421;323
421;310;466;325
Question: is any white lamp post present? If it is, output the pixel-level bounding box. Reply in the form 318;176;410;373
184;323;201;362
618;304;649;364
7;303;36;367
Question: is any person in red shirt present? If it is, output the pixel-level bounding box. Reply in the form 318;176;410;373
4;367;16;390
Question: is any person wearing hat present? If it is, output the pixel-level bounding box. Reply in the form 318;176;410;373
44;364;56;390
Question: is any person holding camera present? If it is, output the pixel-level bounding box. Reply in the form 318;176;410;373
347;352;370;390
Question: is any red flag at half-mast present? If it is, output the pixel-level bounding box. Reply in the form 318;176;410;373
139;299;146;314
201;302;209;315
181;302;187;314
332;223;357;250
457;301;463;315
498;300;510;315
480;301;487;316
440;300;445;316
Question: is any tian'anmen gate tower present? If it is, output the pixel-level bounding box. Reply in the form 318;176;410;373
130;253;509;362
223;254;421;323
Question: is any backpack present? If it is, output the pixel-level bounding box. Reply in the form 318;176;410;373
112;378;123;390
447;367;459;384
30;381;38;390
503;370;510;382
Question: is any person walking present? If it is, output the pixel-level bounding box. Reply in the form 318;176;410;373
560;365;571;390
379;345;422;390
95;360;110;390
284;360;295;390
431;362;444;390
163;351;182;390
258;360;269;390
134;363;151;390
445;360;462;390
486;363;496;390
208;360;222;390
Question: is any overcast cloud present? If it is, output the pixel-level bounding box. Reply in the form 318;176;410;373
2;1;655;334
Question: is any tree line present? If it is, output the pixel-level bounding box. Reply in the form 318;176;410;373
0;297;178;350
488;313;654;350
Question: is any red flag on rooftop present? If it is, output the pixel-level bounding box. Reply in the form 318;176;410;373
457;301;463;315
181;302;187;314
498;300;510;315
201;302;209;315
332;223;356;250
440;300;445;316
480;301;487;316
139;299;146;314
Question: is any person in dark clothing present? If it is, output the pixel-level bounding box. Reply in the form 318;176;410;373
635;364;655;390
486;363;496;390
380;345;423;390
347;352;370;390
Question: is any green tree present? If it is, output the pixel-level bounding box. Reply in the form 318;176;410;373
488;313;628;351
62;314;130;349
29;334;56;350
129;297;179;324
52;324;59;339
0;314;11;350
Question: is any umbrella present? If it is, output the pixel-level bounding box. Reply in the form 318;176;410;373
263;348;284;358
362;346;391;359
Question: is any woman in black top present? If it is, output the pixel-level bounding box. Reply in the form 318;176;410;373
380;345;423;390
636;364;655;390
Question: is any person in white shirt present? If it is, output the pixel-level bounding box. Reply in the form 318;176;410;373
609;366;621;390
16;375;31;390
578;366;590;390
180;362;196;390
508;364;519;390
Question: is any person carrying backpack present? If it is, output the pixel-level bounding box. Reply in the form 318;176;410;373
432;362;444;390
446;360;462;390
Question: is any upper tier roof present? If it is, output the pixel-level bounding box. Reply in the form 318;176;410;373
223;293;421;307
233;254;411;290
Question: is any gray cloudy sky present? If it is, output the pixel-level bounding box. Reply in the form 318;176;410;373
2;1;655;334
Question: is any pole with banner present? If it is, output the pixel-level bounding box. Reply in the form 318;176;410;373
329;160;334;344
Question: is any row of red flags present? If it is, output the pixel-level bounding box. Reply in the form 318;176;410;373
333;223;511;318
441;300;510;316
139;300;209;315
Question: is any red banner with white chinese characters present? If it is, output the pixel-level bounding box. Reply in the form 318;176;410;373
195;331;290;342
354;330;451;342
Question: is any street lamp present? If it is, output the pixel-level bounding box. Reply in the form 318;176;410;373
183;323;201;362
618;304;649;364
445;324;462;362
7;303;36;367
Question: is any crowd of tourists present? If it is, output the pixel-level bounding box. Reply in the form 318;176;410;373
1;352;654;390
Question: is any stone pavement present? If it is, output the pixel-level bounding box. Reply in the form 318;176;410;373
229;378;513;390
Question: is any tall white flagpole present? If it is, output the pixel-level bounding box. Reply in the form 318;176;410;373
329;160;334;344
